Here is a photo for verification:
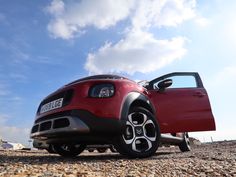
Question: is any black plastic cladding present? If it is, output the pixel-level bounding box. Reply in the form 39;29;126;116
121;92;156;122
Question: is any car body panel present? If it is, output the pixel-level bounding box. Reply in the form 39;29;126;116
31;72;215;143
35;79;141;121
148;72;215;133
149;87;215;133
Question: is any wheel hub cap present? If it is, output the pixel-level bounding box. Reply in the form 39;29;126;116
135;126;144;136
123;111;157;152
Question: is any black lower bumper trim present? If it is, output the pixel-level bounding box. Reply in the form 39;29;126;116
31;109;125;144
70;110;125;134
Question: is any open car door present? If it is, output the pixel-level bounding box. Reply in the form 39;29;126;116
148;72;216;133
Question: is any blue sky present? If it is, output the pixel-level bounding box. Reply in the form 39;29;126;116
0;0;236;145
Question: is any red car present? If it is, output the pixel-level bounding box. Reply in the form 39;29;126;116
30;72;215;158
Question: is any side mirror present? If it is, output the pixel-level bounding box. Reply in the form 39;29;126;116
158;79;172;90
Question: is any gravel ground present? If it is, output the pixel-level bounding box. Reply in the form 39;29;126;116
0;141;236;177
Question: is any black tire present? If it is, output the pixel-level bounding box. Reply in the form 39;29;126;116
46;145;56;154
53;144;86;157
115;107;160;158
97;148;108;153
178;133;191;152
110;146;117;153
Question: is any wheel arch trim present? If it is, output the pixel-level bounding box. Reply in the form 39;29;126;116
120;92;156;121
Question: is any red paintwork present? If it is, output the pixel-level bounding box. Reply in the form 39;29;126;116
149;88;215;133
37;79;139;120
35;74;215;134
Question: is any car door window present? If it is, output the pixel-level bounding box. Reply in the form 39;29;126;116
153;75;197;89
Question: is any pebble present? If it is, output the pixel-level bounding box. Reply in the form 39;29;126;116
0;141;236;176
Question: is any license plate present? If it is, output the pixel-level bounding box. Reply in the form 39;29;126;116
40;98;64;114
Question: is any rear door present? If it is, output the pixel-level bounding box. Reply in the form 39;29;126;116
148;72;215;133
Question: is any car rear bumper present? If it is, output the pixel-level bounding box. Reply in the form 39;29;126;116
30;109;125;144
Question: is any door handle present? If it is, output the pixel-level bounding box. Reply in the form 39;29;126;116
193;92;206;97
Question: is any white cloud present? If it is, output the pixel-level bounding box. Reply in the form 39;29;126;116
0;126;30;145
222;18;236;46
132;0;196;30
194;16;210;27
0;114;30;145
156;0;196;27
85;30;186;74
209;66;236;88
46;0;198;74
0;98;28;145
47;0;135;39
221;66;236;76
84;0;195;74
46;0;64;16
190;129;236;142
0;83;29;145
47;0;196;39
48;18;75;39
